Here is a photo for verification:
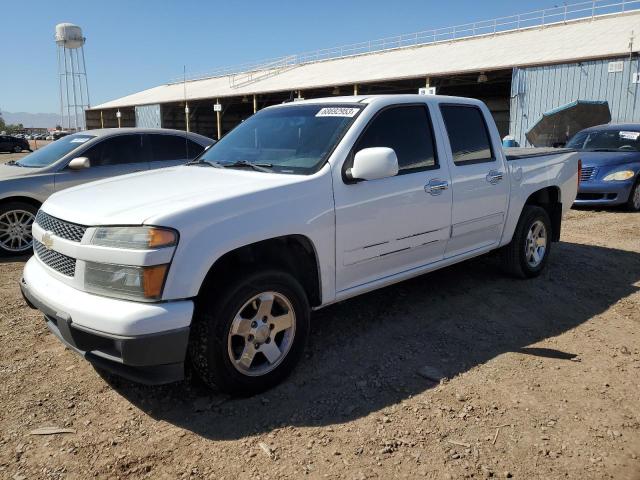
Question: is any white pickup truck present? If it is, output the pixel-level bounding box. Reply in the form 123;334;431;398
21;95;580;394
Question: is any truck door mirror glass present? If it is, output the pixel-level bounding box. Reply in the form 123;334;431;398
349;147;399;181
68;157;91;170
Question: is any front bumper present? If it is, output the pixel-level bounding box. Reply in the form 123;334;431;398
574;179;634;206
21;257;194;385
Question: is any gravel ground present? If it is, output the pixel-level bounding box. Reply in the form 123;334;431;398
0;151;639;479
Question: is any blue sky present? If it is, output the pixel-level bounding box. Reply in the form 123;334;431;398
2;0;552;114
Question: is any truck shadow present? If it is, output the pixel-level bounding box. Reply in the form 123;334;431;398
101;241;640;440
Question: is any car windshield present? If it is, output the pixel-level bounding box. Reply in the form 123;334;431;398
16;134;95;168
566;128;640;152
195;103;364;174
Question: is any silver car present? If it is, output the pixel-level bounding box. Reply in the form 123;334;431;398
0;128;214;255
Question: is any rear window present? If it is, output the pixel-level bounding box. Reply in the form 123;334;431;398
148;134;204;161
440;105;494;165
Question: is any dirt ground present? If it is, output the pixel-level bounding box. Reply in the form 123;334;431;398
0;150;639;479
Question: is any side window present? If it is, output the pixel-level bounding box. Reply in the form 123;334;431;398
149;134;204;161
440;105;494;165
83;135;145;167
354;105;437;173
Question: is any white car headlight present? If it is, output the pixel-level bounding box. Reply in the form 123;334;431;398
85;226;177;300
603;170;635;181
91;226;177;249
84;262;169;301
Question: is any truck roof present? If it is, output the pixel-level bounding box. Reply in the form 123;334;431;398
270;94;485;108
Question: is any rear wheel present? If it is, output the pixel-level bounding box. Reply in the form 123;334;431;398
188;270;310;395
501;205;552;278
0;202;37;256
626;177;640;212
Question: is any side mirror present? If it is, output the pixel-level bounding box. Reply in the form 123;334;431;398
349;147;399;181
68;157;90;170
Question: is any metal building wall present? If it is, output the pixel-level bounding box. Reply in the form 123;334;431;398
510;56;640;146
134;104;162;128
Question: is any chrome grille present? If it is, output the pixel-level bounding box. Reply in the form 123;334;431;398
580;166;597;182
35;211;87;242
33;239;76;277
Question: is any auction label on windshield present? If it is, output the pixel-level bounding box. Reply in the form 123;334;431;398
316;107;360;117
619;131;640;140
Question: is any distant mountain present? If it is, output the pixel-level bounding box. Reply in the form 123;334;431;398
1;111;64;128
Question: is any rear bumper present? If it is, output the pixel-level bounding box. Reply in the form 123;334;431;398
20;258;193;385
574;179;633;206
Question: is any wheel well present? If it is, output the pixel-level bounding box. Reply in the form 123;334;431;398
524;187;562;241
199;235;322;307
0;196;41;211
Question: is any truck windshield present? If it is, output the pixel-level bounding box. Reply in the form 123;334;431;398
566;129;640;152
17;134;95;168
195;104;364;174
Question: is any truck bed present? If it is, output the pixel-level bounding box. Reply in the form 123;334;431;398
505;147;574;160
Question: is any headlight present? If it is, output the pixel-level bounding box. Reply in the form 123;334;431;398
84;262;169;301
603;170;635;181
91;226;177;249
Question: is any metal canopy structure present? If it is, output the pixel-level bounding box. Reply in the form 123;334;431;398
89;5;639;111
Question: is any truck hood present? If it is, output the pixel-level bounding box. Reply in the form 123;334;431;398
42;165;307;226
578;150;640;167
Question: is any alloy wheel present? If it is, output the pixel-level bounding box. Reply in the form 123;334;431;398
227;291;296;377
0;209;35;253
525;220;547;268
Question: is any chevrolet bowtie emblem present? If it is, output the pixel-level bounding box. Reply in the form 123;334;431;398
42;231;54;249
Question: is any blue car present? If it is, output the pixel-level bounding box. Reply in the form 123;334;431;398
567;124;640;211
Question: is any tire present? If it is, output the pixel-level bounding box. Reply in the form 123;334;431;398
13;145;21;153
501;205;552;278
188;269;310;395
0;201;38;256
626;177;640;212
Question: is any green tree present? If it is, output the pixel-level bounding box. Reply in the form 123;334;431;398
0;110;5;131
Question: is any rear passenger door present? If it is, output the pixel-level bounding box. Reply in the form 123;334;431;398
438;104;509;258
333;103;452;292
147;134;204;170
54;134;149;191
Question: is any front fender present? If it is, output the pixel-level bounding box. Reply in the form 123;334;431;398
159;172;336;303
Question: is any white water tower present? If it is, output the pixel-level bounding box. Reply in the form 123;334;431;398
55;23;90;131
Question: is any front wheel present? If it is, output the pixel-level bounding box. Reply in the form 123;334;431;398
501;205;552;278
626;178;640;212
0;202;37;256
188;270;310;395
13;145;22;153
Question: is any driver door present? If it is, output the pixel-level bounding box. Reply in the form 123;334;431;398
333;104;453;292
54;134;149;191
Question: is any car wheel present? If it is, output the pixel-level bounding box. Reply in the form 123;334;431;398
501;205;552;278
626;177;640;212
188;269;310;395
0;202;38;256
13;145;22;153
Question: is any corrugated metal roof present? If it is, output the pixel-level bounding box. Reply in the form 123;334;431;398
91;11;640;110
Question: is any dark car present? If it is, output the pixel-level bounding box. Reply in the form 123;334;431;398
0;135;31;153
567;123;640;211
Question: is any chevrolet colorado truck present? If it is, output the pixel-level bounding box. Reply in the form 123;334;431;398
20;95;580;394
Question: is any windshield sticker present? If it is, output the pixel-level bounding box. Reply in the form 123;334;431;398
70;137;91;143
619;131;640;140
316;107;360;118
